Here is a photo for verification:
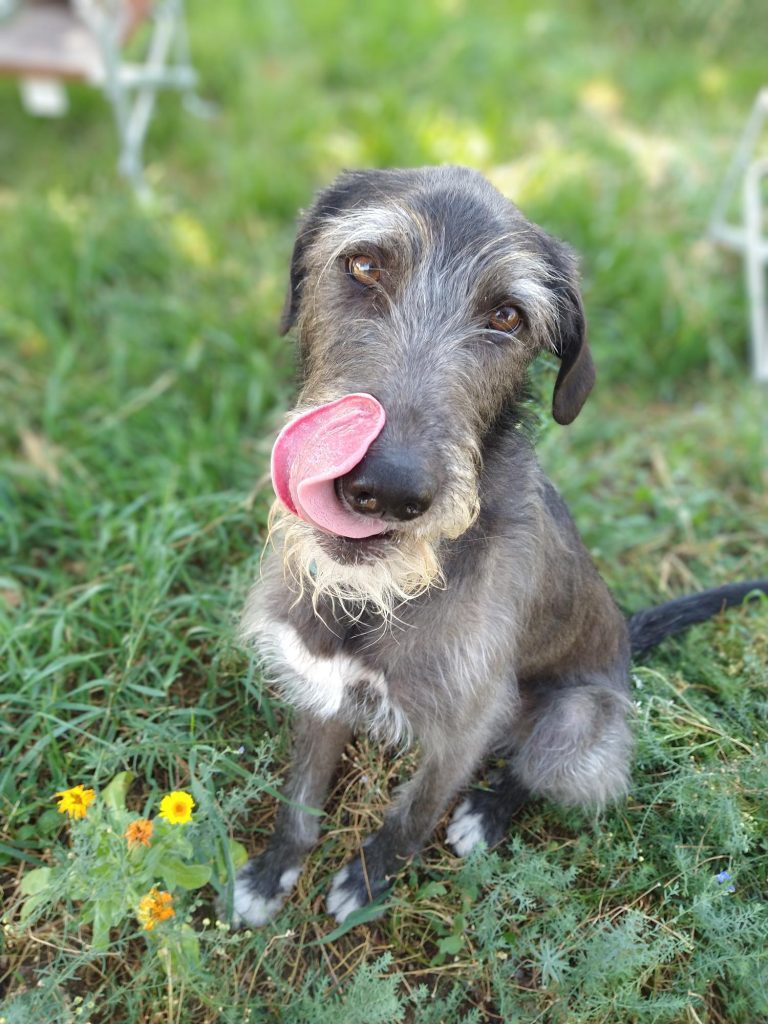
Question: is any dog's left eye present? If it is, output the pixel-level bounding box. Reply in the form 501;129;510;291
346;254;381;287
489;305;523;334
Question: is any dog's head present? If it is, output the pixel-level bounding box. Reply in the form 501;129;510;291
271;166;593;619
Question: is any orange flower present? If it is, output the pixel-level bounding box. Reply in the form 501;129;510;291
55;784;96;820
124;818;154;849
158;790;194;825
137;888;175;931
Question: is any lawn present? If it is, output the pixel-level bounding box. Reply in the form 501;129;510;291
1;1;767;1021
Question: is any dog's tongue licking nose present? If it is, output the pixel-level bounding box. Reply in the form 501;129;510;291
271;393;387;539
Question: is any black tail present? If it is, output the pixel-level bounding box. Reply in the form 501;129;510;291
628;580;768;656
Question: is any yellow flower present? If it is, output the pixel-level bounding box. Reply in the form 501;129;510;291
124;818;154;849
55;784;96;819
158;790;194;825
137;888;175;931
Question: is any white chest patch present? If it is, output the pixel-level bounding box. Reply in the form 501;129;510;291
272;622;385;717
258;622;410;747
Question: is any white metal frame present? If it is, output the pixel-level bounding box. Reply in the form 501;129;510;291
709;88;768;381
73;0;198;189
0;0;200;190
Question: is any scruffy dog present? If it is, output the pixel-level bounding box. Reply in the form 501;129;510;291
234;166;767;926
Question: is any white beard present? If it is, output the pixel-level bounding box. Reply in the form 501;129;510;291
266;502;444;625
264;441;480;625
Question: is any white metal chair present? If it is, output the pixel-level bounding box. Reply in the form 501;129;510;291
709;89;768;382
0;0;200;190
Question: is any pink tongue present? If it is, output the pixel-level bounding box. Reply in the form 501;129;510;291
271;393;387;538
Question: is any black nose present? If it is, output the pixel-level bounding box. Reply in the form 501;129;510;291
339;450;438;522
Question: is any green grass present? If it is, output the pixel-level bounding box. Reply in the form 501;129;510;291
1;1;767;1021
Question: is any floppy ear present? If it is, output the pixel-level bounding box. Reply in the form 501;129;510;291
279;240;306;335
551;282;595;424
278;204;322;336
279;170;394;335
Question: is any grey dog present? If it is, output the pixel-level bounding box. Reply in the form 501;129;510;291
233;166;767;926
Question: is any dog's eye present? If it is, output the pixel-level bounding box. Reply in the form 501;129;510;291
346;254;381;287
489;305;523;334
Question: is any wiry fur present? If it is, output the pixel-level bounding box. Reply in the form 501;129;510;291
242;616;413;748
233;166;767;928
268;501;446;627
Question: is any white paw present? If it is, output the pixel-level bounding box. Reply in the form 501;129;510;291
326;864;364;924
278;866;301;891
232;866;301;927
446;799;487;857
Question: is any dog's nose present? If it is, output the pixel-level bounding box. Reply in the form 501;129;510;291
339;451;437;522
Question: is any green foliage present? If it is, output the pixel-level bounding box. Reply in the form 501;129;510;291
18;770;254;962
2;0;767;1021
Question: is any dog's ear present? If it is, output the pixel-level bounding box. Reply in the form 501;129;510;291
536;233;594;424
279;242;305;335
279;170;391;335
551;281;595;425
279;202;321;334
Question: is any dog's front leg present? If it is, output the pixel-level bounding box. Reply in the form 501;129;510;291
234;712;351;926
326;718;496;923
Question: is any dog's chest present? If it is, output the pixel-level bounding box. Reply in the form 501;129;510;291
261;622;410;746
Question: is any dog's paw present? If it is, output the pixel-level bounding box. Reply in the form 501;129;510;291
326;856;390;925
446;798;490;856
446;788;516;857
232;860;301;928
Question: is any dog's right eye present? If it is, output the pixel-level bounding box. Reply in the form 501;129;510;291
345;254;381;287
488;305;523;334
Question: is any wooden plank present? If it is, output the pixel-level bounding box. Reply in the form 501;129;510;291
0;1;152;81
0;3;102;80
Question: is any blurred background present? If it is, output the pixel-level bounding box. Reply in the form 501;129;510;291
1;0;765;603
1;3;767;1022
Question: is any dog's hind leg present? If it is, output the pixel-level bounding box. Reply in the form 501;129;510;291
326;710;501;923
233;713;351;927
447;681;632;857
512;682;633;809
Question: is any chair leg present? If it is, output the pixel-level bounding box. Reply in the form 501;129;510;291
76;0;144;188
76;0;201;192
744;160;768;381
119;1;180;183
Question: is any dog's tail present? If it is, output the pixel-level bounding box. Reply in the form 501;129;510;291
628;580;768;656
